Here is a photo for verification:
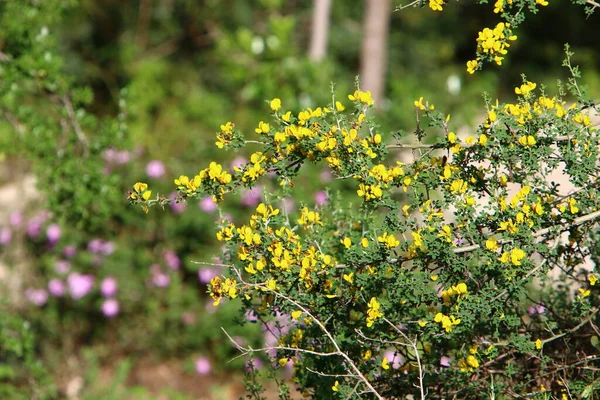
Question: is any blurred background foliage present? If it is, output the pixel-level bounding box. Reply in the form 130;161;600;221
0;0;598;398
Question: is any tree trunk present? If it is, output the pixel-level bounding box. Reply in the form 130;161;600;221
308;0;333;62
360;0;392;107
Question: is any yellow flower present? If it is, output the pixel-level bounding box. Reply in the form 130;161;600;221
466;59;479;74
448;131;457;144
429;0;444;11
579;288;591;297
378;232;400;248
535;339;542;349
348;90;374;106
536;0;548;5
335;101;345;111
341;237;352;249
291;310;303;320
361;237;369;248
332;381;339;392
589;274;597;286
381;357;390;370
270;98;281;111
282;111;292;122
515;81;537;96
486;237;499;251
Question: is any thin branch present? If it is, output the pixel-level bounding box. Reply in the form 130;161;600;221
453;209;600;255
62;95;89;154
231;269;385;400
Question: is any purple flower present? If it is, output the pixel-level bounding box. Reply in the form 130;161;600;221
440;356;451;368
100;277;118;297
536;304;546;314
25;288;48;306
230;156;248;171
27;219;42;238
103;148;117;163
240;186;262;207
314;191;328;206
0;227;12;246
48;279;65;297
54;260;71;274
146;160;166;179
67;273;94;300
101;299;119;318
198;268;216;284
281;198;296;213
527;306;536;316
199;197;217;213
46;224;61;245
181;312;196;325
163;250;181;270
169;192;186;214
195;357;211;375
63;245;77;258
150;265;170;288
88;239;103;254
319;169;333;183
100;241;115;256
9;211;22;228
115;150;130;165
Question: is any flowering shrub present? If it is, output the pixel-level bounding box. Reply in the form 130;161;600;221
133;50;600;397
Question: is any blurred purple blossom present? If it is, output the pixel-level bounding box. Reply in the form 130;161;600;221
67;273;94;300
240;186;262;207
100;277;118;297
163;250;181;270
198;268;217;284
63;245;77;258
195;357;211;375
169;192;186;214
314;191;328;206
9;211;22;228
230;156;248;171
0;227;12;246
48;279;65;297
199;197;217;213
25;288;48;306
27;219;42;238
46;224;61;245
54;260;71;274
181;312;196;325
101;299;119;318
146;160;166;179
319;169;333;183
281;198;296;213
150;265;170;288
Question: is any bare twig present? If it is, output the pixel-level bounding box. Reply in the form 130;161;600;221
62;96;89;154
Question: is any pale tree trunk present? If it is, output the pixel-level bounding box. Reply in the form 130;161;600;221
308;0;333;62
360;0;392;107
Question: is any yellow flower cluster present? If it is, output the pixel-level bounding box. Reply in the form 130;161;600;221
467;22;517;72
130;182;152;201
498;247;526;265
429;0;444;11
348;90;374;106
457;355;480;372
441;282;468;304
366;297;383;328
377;232;400;249
209;276;238;306
297;207;323;228
434;312;461;332
216;121;234;149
